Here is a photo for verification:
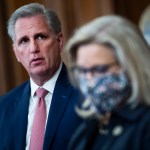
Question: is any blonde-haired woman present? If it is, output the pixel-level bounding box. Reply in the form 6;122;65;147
65;15;150;150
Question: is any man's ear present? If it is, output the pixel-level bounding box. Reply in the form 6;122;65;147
57;33;63;52
12;44;20;62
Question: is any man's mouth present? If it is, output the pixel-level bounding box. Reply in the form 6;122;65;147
31;58;44;66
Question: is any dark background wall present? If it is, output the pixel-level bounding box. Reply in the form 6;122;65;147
0;0;149;95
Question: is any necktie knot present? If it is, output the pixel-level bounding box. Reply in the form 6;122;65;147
36;88;48;98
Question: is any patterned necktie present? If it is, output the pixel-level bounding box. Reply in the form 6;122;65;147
30;88;48;150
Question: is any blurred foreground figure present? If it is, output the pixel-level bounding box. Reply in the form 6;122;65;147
65;15;150;150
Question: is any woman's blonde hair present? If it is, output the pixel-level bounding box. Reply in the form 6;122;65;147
65;15;150;106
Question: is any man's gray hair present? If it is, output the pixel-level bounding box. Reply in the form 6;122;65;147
7;3;61;42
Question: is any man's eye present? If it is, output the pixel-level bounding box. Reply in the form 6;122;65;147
20;38;29;45
37;35;47;40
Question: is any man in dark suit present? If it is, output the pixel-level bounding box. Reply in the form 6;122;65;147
0;3;82;150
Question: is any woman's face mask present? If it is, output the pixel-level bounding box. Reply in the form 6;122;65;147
78;70;131;117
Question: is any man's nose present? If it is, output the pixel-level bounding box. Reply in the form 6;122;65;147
29;40;39;53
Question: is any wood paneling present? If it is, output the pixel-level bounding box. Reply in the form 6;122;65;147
113;0;150;24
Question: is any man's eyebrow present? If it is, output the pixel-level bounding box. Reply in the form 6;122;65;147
34;32;49;37
18;36;28;43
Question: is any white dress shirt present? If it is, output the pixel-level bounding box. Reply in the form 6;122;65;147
25;63;62;150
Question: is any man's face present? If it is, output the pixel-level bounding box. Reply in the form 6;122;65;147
13;15;63;84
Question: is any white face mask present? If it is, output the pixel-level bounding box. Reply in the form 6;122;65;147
78;70;131;117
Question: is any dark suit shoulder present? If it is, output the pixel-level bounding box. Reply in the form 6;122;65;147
0;80;30;107
0;80;29;99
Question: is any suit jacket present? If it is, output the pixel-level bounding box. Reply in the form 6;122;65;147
68;104;150;150
0;64;83;150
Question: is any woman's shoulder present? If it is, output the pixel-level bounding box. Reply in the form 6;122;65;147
113;103;150;123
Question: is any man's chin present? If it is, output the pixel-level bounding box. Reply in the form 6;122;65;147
30;68;48;77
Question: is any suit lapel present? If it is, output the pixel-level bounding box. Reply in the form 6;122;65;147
43;64;73;149
13;81;31;149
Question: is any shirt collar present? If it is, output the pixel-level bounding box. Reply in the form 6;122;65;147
30;63;62;99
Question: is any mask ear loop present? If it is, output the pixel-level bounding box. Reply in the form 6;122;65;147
75;96;98;119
